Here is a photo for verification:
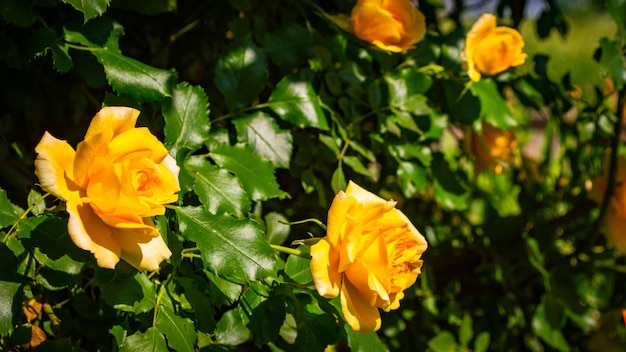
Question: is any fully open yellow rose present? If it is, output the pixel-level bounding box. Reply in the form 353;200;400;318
34;106;180;271
310;181;427;332
469;121;518;175
462;13;527;82
588;156;626;254
351;0;426;53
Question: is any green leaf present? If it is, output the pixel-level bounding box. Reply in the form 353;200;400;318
470;79;516;129
396;161;427;197
214;308;251;346
476;173;521;217
427;331;458;352
0;0;38;27
294;313;339;352
155;305;197;352
331;167;347;194
101;272;157;313
268;72;329;130
204;270;242;306
263;23;313;67
110;325;127;348
444;80;480;124
284;250;313;284
176;206;280;283
0;281;21;335
385;69;433;111
210;143;288;201
233;112;293;168
176;278;216;333
264;212;290;245
0;244;18;282
94;48;177;102
0;189;20;228
185;157;251;217
606;0;626;36
346;328;388;352
163;82;210;160
532;300;571;352
459;313;473;347
432;154;469;210
473;332;491;352
214;35;267;111
120;327;168;352
27;189;45;216
29;27;73;72
62;0;110;22
247;294;286;347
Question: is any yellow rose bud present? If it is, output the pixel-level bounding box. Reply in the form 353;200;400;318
469;121;518;175
310;181;427;332
34;107;180;271
351;0;426;53
587;156;626;254
462;13;527;82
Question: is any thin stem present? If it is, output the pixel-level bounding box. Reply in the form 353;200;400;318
170;18;202;42
270;244;312;259
212;102;275;123
279;218;327;231
65;43;102;52
2;192;51;243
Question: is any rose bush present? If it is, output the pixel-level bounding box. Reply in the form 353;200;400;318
350;0;426;52
462;13;527;81
310;181;428;332
34;106;180;271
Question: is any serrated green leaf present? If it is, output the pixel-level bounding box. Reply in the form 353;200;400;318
176;206;280;282
101;272;156;313
163;82;210;159
284;250;313;284
29;27;73;72
0;281;21;335
204;269;242;306
385;69;433;111
210;143;288;201
185;157;250;217
62;0;110;22
428;331;458;352
331;167;347;194
214;308;251;346
214;35;267;111
0;189;20;228
120;327;168;352
265;212;290;245
233;112;293;168
0;0;38;27
156;305;197;352
94;48;176;102
268;72;329;130
248;295;286;347
263;23;312;67
471;79;516;129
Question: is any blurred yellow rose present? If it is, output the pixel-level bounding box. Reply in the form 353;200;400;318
587;156;626;254
469;121;518;175
462;13;527;82
351;0;426;52
34;106;179;271
310;181;427;332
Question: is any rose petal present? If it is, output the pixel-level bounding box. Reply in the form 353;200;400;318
66;199;121;269
107;128;169;162
310;238;341;298
34;132;77;200
116;221;171;271
85;106;140;141
340;279;382;332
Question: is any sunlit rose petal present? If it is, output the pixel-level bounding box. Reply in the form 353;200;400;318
310;238;341;298
340;280;382;332
116;222;172;272
34;132;77;201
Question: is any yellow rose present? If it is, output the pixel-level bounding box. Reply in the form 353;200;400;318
469;121;518;175
588;156;626;254
463;13;527;82
351;0;426;53
310;181;427;332
34;107;180;271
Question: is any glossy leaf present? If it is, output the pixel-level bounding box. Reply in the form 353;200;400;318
163;82;210;159
264;212;290;245
428;331;458;352
233;111;293;168
247;294;286;347
155;305;197;352
470;79;516;129
0;189;20;228
210;143;288;201
214;35;267;111
62;0;110;22
176;206;281;283
268;73;329;130
100;272;157;314
0;281;21;335
120;327;168;352
213;308;251;346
